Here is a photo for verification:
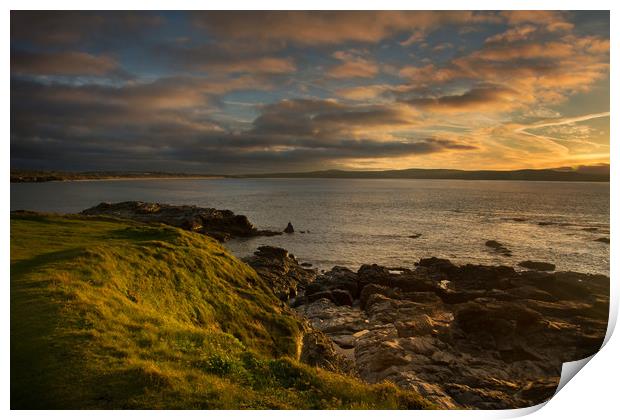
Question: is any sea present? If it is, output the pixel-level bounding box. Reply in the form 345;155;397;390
10;178;610;276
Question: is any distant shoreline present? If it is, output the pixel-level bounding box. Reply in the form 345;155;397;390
11;167;610;183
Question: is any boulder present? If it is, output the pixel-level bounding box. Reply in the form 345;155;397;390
284;222;295;233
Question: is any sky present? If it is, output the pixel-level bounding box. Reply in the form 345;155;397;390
10;11;610;174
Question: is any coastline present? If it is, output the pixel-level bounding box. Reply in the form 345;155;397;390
10;206;610;409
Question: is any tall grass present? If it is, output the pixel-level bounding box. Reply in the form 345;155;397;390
10;213;432;409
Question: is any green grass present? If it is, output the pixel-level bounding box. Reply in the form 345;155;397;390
10;213;432;409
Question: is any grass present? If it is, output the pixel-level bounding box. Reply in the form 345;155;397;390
10;213;432;409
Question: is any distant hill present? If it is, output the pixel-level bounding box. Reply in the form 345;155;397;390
10;166;610;183
236;167;610;182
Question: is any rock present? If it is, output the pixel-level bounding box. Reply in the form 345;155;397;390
317;266;359;297
81;201;281;241
485;240;512;256
306;290;334;304
290;257;608;409
300;262;313;267
518;261;556;271
360;283;390;310
284;222;294;233
409;233;422;239
244;246;316;300
395;315;435;337
596;237;610;244
331;289;354;306
299;328;353;373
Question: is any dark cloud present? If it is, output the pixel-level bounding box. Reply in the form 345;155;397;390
11;79;475;172
11;11;164;47
11;49;121;76
156;42;296;75
405;85;519;113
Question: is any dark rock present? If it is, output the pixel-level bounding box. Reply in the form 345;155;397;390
284;222;295;233
290;256;608;409
300;262;313;267
244;246;316;301
331;289;354;306
409;233;422;239
485;240;512;256
306;290;334;304
596;237;610;244
360;283;390;310
81;201;281;241
518;261;556;271
318;266;359;297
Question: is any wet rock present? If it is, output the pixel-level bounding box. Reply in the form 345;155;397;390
81;201;281;241
518;261;556;271
284;222;295;233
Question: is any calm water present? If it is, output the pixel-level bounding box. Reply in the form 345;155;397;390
11;178;610;275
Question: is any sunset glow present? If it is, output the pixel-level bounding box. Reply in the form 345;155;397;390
11;11;610;173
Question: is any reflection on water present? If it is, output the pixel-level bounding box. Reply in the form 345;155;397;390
11;178;609;275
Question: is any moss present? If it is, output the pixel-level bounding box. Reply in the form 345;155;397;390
11;213;433;409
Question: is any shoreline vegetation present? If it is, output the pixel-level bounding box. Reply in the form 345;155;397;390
11;201;609;409
10;167;610;183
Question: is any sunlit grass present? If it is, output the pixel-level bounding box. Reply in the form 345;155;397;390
10;213;432;409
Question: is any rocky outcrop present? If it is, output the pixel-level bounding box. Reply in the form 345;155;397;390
81;201;281;241
284;222;295;233
244;246;316;301
294;258;609;409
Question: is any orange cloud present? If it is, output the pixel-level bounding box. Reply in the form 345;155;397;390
328;51;379;79
192;11;499;46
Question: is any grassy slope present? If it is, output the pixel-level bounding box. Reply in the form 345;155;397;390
10;213;431;409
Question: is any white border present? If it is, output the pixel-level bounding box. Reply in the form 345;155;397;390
3;2;617;419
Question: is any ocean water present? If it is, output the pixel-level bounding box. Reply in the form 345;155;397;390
11;178;610;275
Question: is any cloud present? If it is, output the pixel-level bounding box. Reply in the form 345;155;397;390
11;80;476;172
327;50;379;79
405;84;521;113
11;50;120;76
191;11;498;46
11;11;164;46
515;112;610;139
501;10;574;32
156;42;297;75
335;84;392;100
249;98;421;140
